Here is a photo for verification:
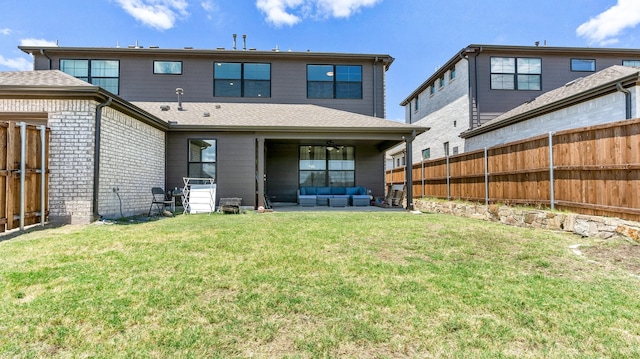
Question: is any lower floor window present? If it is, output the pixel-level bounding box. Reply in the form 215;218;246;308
188;139;216;180
299;145;354;187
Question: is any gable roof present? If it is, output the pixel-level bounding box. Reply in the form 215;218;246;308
460;65;640;138
133;101;428;134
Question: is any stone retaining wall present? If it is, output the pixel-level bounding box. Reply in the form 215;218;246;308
414;199;640;243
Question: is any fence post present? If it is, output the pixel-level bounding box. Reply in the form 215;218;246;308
421;159;425;198
40;125;46;226
484;147;489;205
446;153;450;201
19;122;26;231
548;131;555;210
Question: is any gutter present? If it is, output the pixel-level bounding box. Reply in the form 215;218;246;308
472;46;482;128
616;82;632;119
166;124;430;134
92;96;112;220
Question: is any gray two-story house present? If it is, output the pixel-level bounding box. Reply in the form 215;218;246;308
396;44;640;165
10;45;426;221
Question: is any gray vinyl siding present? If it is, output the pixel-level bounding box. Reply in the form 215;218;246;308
38;51;386;118
166;132;256;207
472;51;640;125
354;143;385;198
266;143;299;203
167;136;387;206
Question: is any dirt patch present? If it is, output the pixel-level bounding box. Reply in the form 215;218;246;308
579;240;640;276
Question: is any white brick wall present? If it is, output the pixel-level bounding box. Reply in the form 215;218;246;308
0;99;96;224
411;95;469;161
98;107;165;219
0;98;166;224
464;89;636;152
401;59;471;163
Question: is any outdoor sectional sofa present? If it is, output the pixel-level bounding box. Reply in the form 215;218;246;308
298;186;370;207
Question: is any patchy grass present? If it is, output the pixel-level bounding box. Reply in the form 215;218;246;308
1;212;639;358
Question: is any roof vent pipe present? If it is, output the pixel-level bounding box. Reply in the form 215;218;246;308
233;34;237;50
176;88;184;111
243;34;247;51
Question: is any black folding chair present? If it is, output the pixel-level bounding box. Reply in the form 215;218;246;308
148;187;173;216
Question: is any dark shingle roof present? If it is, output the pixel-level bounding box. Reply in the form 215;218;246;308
133;102;428;133
461;65;640;138
0;70;93;87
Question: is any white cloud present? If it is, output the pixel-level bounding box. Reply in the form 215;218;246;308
0;55;32;71
20;38;58;47
577;0;640;45
115;0;189;30
1;28;11;35
200;0;213;11
200;0;219;20
316;0;380;18
256;0;381;27
256;0;303;26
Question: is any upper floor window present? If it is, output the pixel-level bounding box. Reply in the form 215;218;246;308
60;59;119;94
430;84;435;95
623;60;640;67
154;61;182;75
188;139;216;181
214;62;271;98
414;95;419;111
571;59;595;72
307;65;362;99
490;57;541;90
439;75;445;88
450;67;456;80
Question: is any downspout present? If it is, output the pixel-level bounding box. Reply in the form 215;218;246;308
93;97;112;220
40;49;52;70
471;46;483;128
373;57;378;117
616;82;632;119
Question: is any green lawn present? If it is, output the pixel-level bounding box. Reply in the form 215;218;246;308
1;212;639;358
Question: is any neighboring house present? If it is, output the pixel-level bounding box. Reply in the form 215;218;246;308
397;44;640;164
461;65;639;150
0;45;427;223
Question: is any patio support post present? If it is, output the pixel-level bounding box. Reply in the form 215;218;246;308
405;131;416;210
256;137;265;209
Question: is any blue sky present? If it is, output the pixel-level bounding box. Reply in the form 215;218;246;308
1;0;639;120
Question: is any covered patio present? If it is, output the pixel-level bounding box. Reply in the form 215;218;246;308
134;101;428;210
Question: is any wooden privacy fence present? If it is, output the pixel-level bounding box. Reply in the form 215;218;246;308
0;122;49;232
386;118;640;222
